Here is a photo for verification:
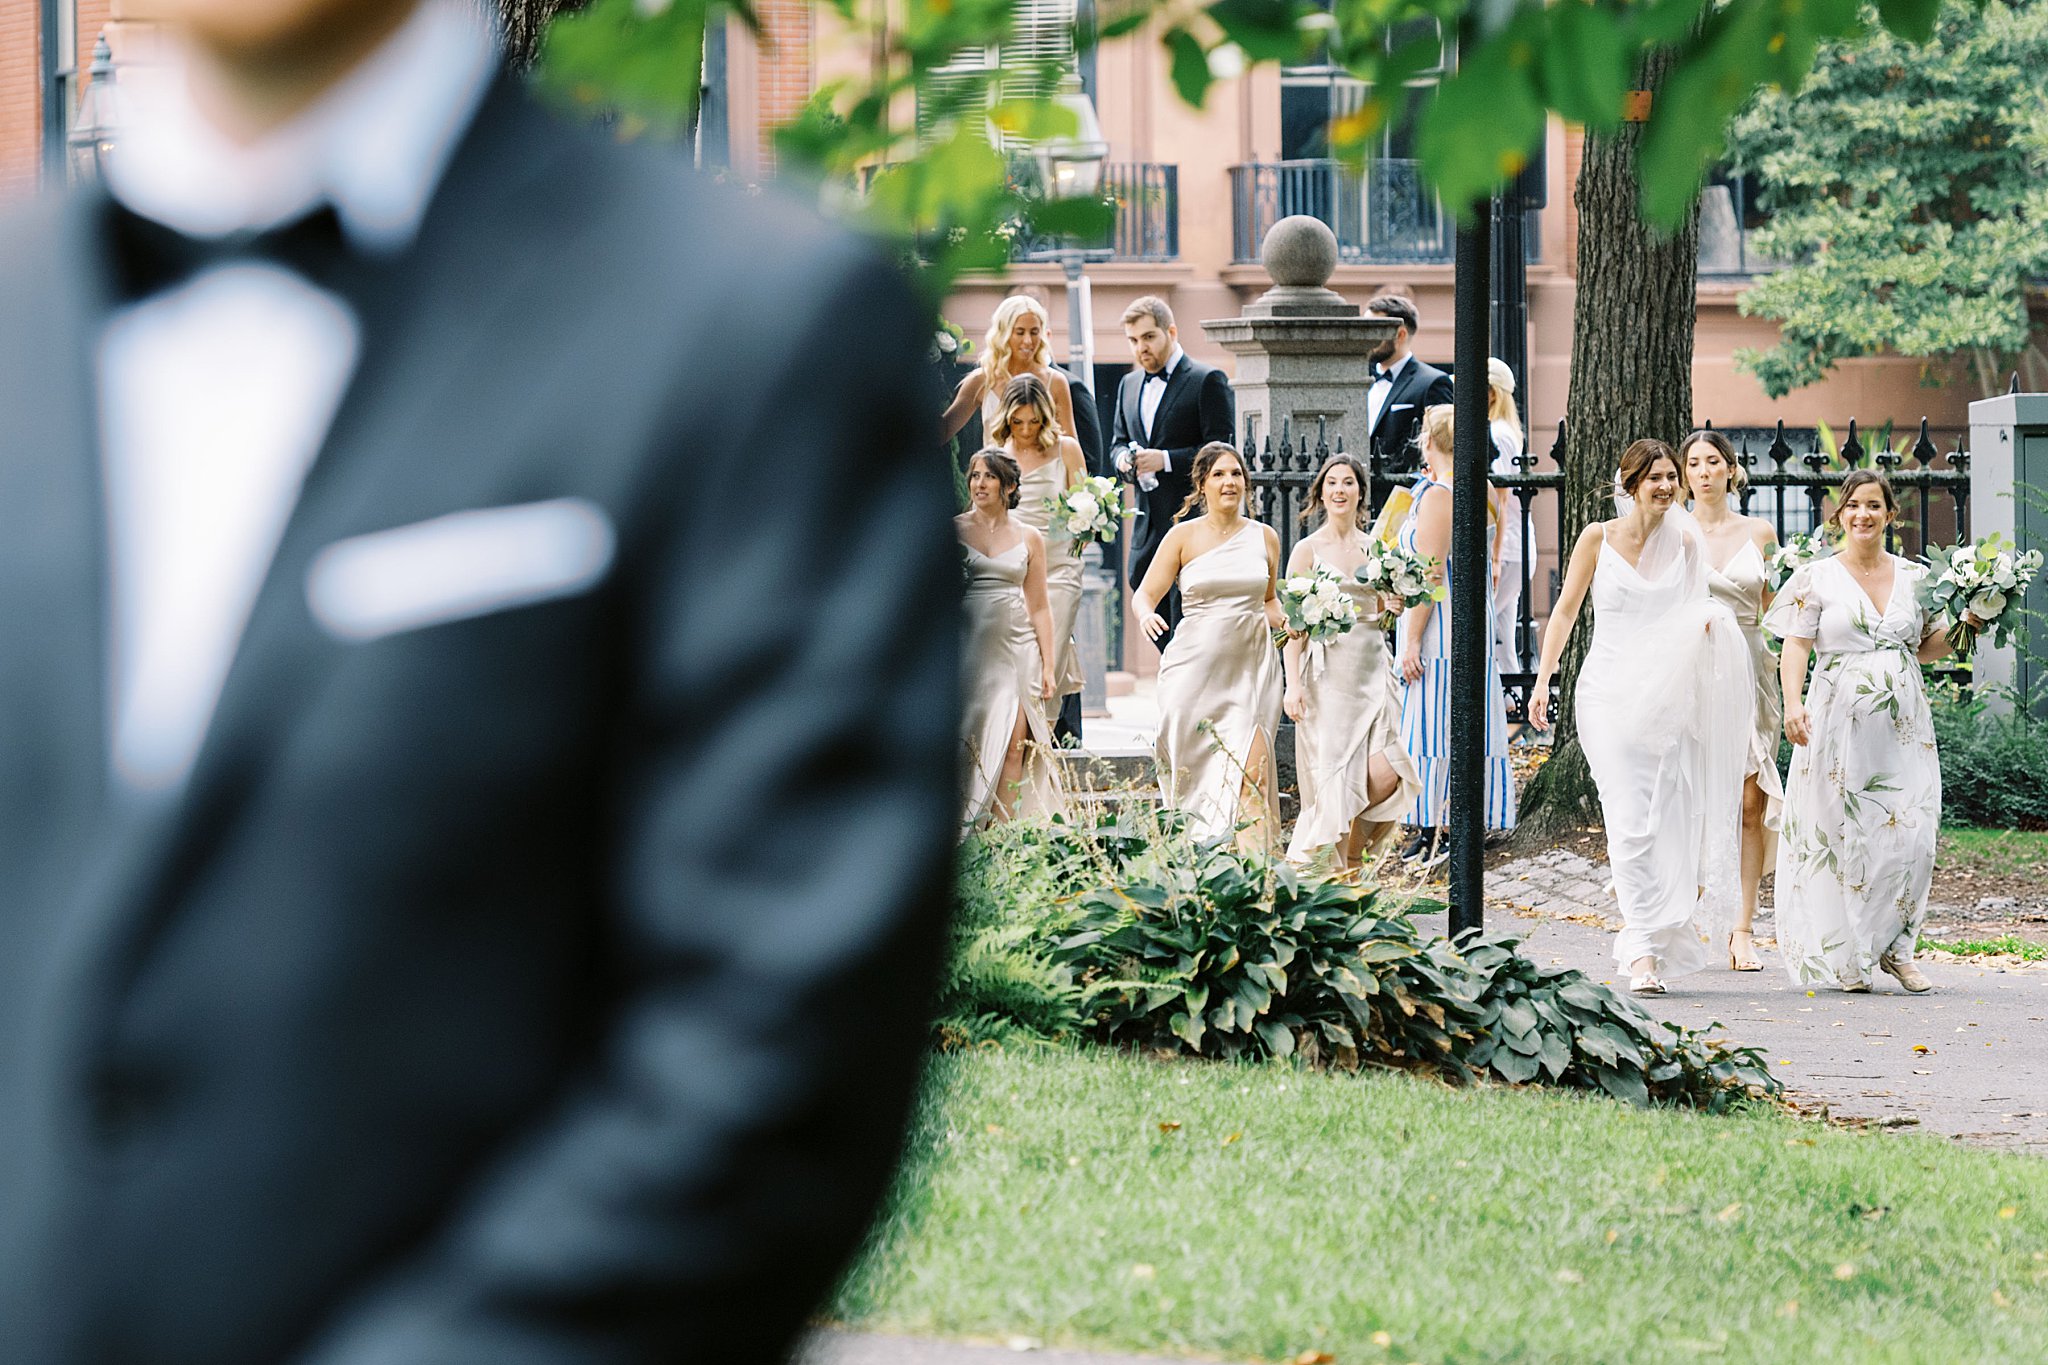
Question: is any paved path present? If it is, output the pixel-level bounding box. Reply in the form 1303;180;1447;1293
1478;851;2048;1151
798;1330;1247;1364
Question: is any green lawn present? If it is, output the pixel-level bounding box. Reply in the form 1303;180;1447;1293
835;1048;2048;1365
1924;935;2048;962
1938;826;2048;881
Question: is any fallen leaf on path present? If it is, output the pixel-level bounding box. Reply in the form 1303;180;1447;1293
1292;1353;1335;1365
1715;1203;1743;1224
1157;1121;1181;1135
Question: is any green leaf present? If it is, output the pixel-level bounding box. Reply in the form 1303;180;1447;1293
1208;0;1315;63
1493;1046;1540;1084
1498;999;1540;1039
537;0;708;133
1876;0;1944;42
1164;26;1215;107
1415;17;1547;211
1255;1018;1296;1057
1540;2;1633;129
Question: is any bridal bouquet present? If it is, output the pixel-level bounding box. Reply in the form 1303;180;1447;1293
1918;533;2042;654
1277;564;1358;645
1766;530;1833;592
1355;540;1443;627
1049;475;1131;545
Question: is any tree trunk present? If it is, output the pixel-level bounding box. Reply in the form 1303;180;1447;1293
494;0;587;69
1517;48;1701;841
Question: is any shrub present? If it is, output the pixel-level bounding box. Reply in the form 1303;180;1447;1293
951;815;1779;1110
1928;684;2048;828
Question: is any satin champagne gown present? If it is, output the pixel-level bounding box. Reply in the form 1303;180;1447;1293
1155;522;1283;842
1014;454;1085;697
960;541;1064;829
1285;568;1421;860
1706;539;1787;859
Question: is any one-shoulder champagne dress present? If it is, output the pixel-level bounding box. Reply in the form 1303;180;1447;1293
960;541;1064;828
1154;522;1283;842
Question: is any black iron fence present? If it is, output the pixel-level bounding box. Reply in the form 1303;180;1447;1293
863;160;1181;263
1238;412;1975;718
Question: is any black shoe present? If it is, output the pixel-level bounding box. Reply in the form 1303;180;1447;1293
1414;836;1450;872
1397;829;1430;863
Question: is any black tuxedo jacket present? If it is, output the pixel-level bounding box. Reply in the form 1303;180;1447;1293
1367;355;1455;475
0;78;956;1365
1109;356;1235;587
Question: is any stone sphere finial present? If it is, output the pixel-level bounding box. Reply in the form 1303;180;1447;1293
1260;215;1339;289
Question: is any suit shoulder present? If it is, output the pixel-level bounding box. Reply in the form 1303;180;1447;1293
0;194;72;292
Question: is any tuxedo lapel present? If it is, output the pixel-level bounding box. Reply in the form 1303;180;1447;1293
83;79;584;989
1121;370;1143;450
1146;359;1192;445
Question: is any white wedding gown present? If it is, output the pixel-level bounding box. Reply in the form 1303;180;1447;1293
1575;511;1754;976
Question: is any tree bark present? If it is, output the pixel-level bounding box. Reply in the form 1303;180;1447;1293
494;0;587;69
1517;48;1701;840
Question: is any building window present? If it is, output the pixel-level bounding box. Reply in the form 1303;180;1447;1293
917;0;1078;145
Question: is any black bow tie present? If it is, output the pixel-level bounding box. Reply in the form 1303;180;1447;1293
1370;364;1389;383
1145;367;1170;385
104;199;354;305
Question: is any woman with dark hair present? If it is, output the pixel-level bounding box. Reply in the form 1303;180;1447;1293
1529;439;1753;994
1282;455;1420;868
1682;428;1784;971
992;373;1089;709
956;448;1064;829
1132;443;1285;850
1769;471;1970;993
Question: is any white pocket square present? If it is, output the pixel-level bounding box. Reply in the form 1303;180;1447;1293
306;498;615;642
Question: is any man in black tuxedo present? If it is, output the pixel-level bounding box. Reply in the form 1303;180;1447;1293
1109;295;1235;638
1363;293;1456;478
0;2;955;1362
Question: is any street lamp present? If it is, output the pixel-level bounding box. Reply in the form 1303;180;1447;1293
1031;76;1111;391
68;33;118;183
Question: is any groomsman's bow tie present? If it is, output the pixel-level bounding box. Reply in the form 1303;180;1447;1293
1370;363;1388;383
1144;367;1170;385
105;200;353;305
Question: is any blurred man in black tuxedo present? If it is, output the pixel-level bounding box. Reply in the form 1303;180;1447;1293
1364;293;1455;477
0;2;956;1362
1109;295;1235;641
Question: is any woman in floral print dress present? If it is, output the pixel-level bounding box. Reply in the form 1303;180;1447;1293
1767;472;1971;993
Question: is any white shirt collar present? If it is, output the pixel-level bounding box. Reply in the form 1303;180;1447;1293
1375;351;1413;385
1147;346;1185;383
105;0;496;253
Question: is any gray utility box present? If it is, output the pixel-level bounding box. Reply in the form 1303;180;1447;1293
1966;391;2048;713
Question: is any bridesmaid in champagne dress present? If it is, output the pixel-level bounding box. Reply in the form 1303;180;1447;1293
1682;430;1786;971
1133;443;1285;849
994;374;1089;704
937;294;1077;444
1282;455;1421;868
957;450;1064;830
1529;439;1753;993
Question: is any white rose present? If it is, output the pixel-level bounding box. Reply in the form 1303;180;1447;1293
1952;546;1975;571
1976;589;2008;618
1285;576;1314;598
1302;599;1327;625
1067;492;1099;523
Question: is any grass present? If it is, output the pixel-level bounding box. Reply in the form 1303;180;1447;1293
1924;935;2048;962
835;1047;2048;1365
1937;826;2048;881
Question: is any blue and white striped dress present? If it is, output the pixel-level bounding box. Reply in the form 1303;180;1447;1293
1396;476;1517;830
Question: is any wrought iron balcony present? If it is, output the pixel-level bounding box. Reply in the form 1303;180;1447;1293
1013;162;1180;263
1229;158;1452;265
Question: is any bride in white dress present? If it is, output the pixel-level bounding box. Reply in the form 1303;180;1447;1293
1528;439;1755;993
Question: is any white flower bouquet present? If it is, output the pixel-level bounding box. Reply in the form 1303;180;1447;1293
1917;533;2042;654
1766;530;1834;592
1277;563;1358;645
1354;540;1443;627
1049;475;1131;546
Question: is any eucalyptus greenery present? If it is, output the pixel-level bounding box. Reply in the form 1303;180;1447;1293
951;812;1780;1110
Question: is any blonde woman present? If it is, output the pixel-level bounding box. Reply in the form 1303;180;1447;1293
993;374;1089;703
1134;443;1285;851
1282;455;1421;869
940;295;1078;443
1682;429;1784;971
1485;357;1532;671
957;449;1064;829
1395;405;1516;867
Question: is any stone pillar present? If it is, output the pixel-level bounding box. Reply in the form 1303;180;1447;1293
1967;390;2048;715
1199;215;1396;463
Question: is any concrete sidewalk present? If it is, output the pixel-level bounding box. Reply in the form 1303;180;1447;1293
1475;851;2048;1150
